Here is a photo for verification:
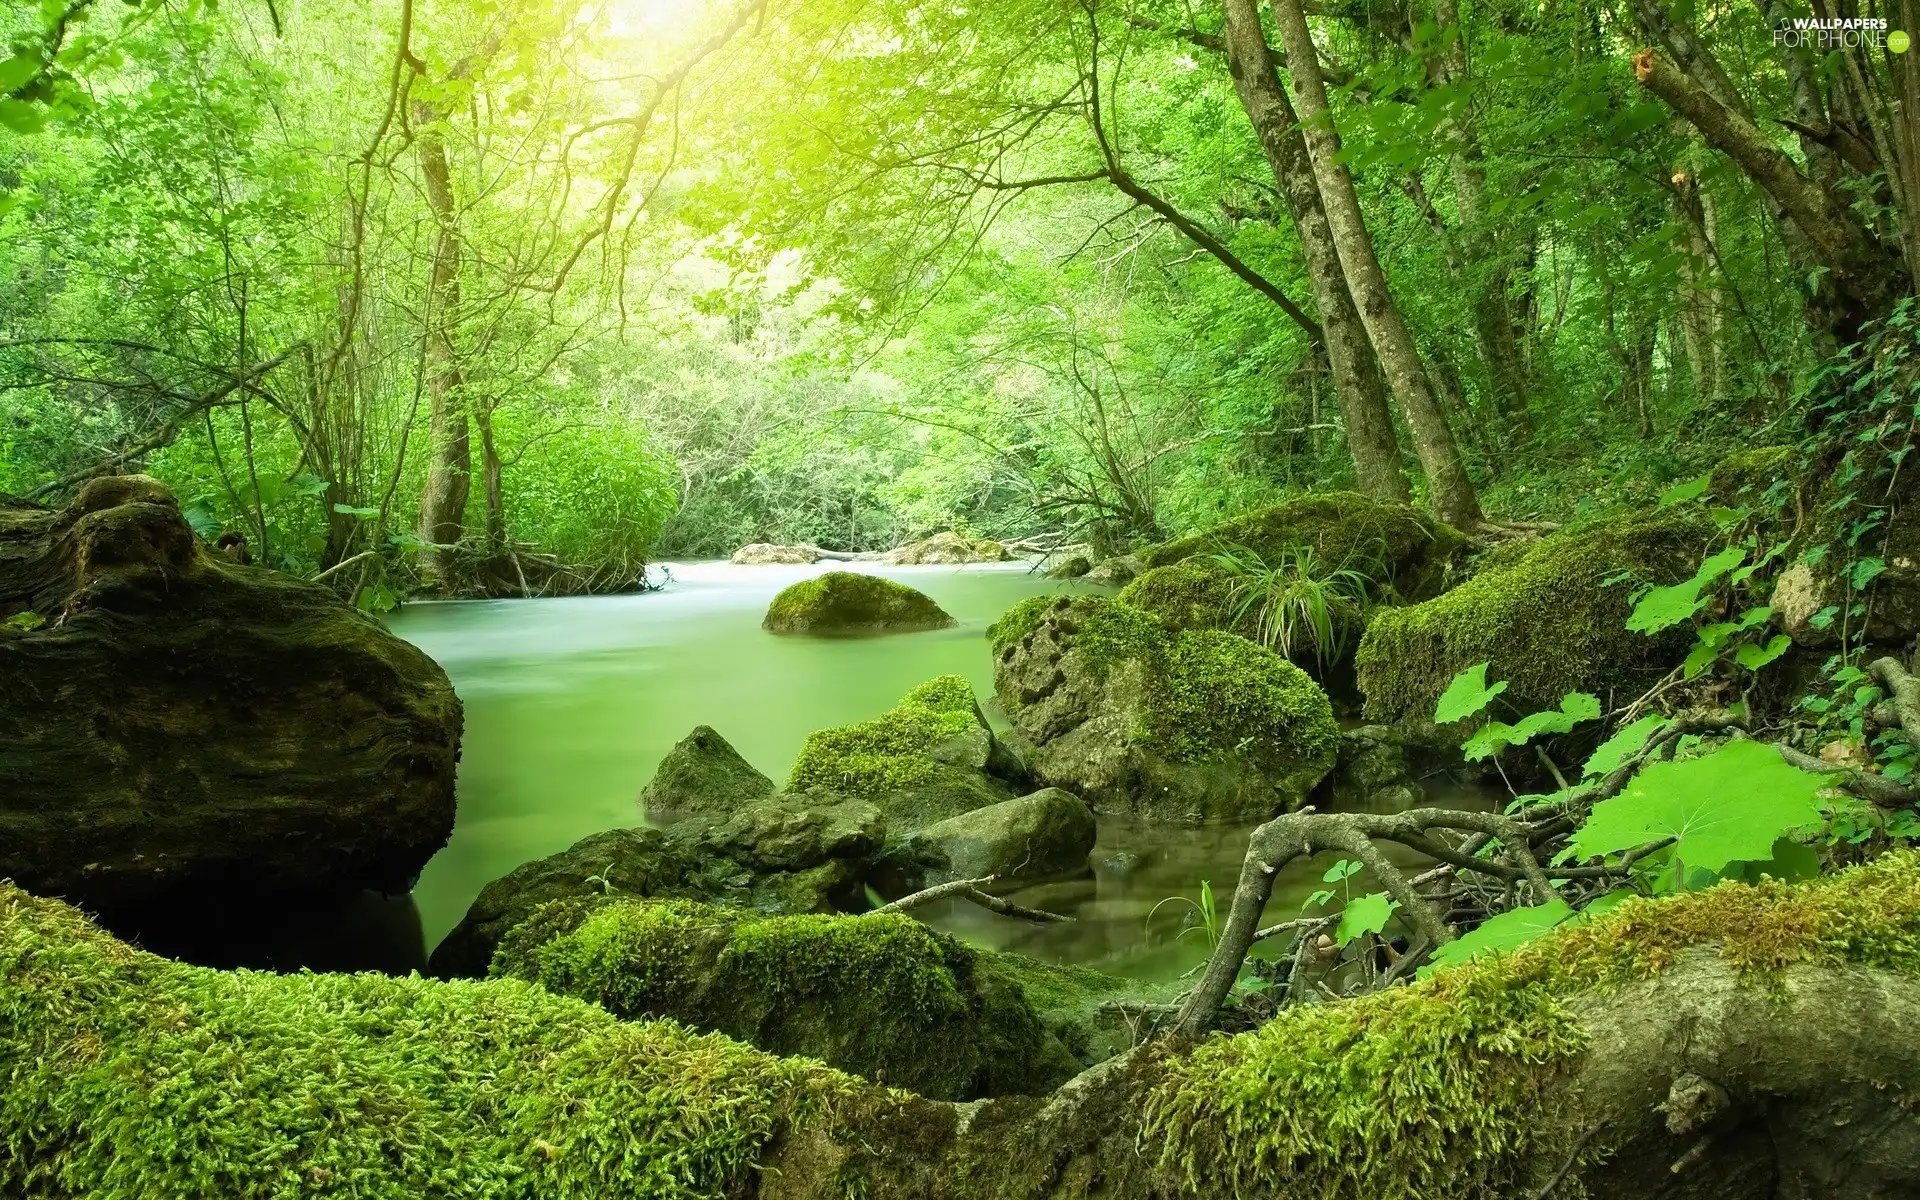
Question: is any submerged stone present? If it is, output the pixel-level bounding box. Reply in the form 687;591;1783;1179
762;570;957;635
0;476;461;926
991;596;1339;822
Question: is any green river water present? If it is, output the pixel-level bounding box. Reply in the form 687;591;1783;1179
387;560;1478;982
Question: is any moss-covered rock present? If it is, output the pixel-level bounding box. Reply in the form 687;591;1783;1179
882;531;1009;564
491;897;1076;1100
732;542;823;564
0;880;856;1200
640;725;777;824
991;596;1339;822
428;799;883;978
0;476;461;928
787;676;1015;827
1354;510;1713;725
1141;491;1469;601
1707;445;1796;506
763;571;956;635
1046;553;1093;579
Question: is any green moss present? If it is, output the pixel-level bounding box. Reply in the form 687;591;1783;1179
1144;851;1920;1199
1141;491;1469;601
762;571;955;635
492;897;1066;1100
1708;445;1796;506
0;882;856;1200
786;674;979;795
987;593;1066;655
1354;510;1712;723
1142;629;1338;772
1115;559;1241;634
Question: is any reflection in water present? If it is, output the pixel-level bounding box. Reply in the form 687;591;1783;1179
921;784;1493;981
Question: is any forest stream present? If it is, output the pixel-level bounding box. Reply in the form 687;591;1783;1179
388;562;1492;982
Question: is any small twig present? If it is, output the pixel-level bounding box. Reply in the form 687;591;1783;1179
311;549;378;583
872;875;1071;923
1776;743;1919;808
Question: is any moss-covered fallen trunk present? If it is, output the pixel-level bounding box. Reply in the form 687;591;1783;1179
9;858;1920;1197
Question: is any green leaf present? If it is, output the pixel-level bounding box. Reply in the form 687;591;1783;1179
333;503;381;518
1851;557;1887;590
1733;634;1791;672
1334;891;1397;947
1579;889;1638;918
1418;899;1574;977
1434;661;1507;724
3;610;46;632
1681;640;1719;680
1322;859;1362;884
1809;605;1841;630
1464;693;1598;760
1569;739;1827;875
1583;715;1666;779
1303;888;1336;910
1626;547;1746;634
1657;476;1709;508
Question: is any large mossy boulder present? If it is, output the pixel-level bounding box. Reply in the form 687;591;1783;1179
763;570;956;635
639;725;778;823
1139;491;1469;599
490;896;1079;1100
990;596;1339;822
786;675;1017;828
428;796;884;977
1355;510;1712;726
732;542;823;564
0;476;461;921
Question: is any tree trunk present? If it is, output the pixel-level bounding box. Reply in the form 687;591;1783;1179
1672;160;1722;406
1432;0;1533;443
413;111;470;590
475;399;505;556
1266;0;1482;527
1218;0;1409;505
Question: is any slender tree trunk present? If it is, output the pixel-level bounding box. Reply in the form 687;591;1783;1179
1432;0;1532;443
475;400;506;555
1268;0;1482;527
1672;159;1721;406
1218;0;1409;504
414;111;470;589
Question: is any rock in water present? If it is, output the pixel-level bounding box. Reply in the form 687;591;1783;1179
785;675;1015;827
903;787;1095;887
0;476;461;921
428;795;886;978
730;542;821;565
639;725;777;823
882;530;1009;564
990;595;1338;822
763;570;956;635
1081;554;1143;586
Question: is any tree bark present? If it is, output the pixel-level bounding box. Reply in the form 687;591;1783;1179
1217;0;1409;504
1432;0;1533;443
1266;0;1482;527
413;109;470;589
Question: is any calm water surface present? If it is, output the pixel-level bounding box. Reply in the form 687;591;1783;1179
390;560;1485;982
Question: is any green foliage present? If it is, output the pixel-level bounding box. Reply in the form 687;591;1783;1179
0;882;855;1199
1202;543;1373;673
1570;740;1827;877
786;674;979;794
1420;899;1576;978
1461;691;1601;763
1335;892;1398;948
1433;661;1507;724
